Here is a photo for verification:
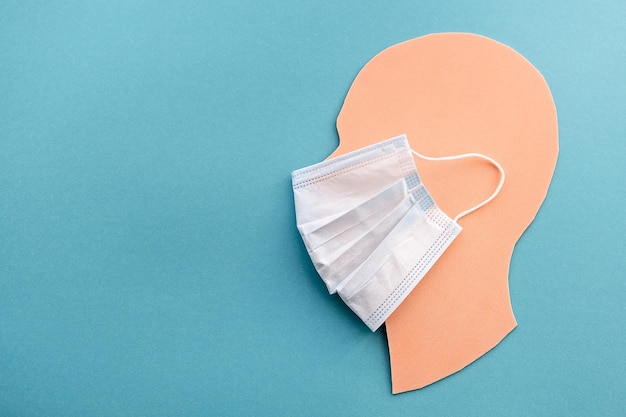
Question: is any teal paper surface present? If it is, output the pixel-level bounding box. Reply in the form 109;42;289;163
1;1;624;416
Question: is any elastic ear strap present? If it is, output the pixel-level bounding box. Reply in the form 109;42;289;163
411;150;505;222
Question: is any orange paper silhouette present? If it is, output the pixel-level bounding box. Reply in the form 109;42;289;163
329;33;558;393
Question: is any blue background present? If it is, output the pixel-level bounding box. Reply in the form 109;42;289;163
1;1;624;416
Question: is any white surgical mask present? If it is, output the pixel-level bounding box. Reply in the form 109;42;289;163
292;134;504;331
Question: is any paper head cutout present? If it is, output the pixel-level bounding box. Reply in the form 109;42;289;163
332;33;558;393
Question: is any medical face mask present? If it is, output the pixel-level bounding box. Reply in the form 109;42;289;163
292;134;504;331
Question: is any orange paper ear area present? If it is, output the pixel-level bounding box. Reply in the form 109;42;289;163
332;33;558;393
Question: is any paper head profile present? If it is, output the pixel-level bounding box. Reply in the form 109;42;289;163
331;33;558;393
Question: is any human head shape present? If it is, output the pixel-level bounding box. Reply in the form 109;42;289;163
330;33;558;393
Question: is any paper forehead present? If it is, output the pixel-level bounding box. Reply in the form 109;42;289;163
332;33;558;393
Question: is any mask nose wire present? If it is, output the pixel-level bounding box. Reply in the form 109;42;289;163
410;149;505;222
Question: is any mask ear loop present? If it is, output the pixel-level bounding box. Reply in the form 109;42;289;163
411;150;505;222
